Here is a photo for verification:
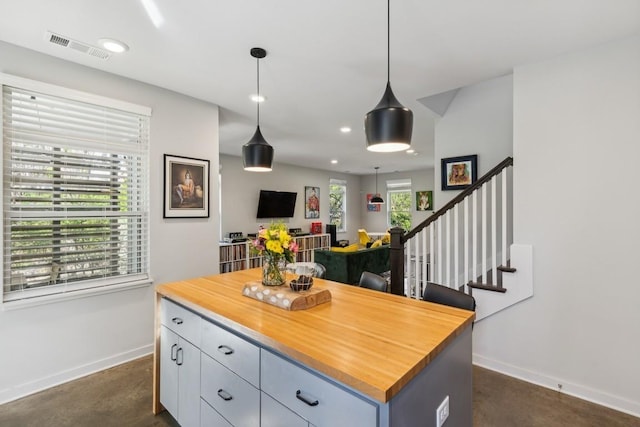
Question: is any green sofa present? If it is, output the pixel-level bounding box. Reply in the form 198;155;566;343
314;246;390;285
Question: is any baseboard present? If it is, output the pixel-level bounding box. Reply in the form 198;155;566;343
0;344;153;405
473;353;640;419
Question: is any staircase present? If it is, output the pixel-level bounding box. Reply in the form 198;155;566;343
389;157;533;321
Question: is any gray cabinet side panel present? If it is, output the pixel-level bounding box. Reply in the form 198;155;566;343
388;326;472;427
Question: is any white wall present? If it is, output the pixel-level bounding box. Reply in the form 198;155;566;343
434;74;514;208
473;36;640;416
220;154;361;243
0;41;220;403
359;169;435;233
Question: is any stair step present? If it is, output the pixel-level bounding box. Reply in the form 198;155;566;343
468;282;507;293
498;265;517;273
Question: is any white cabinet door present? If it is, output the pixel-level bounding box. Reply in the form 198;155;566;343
161;298;202;347
178;338;201;427
201;320;260;387
160;326;179;420
160;325;201;427
200;354;260;427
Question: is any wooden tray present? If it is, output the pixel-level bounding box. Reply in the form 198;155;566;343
242;281;331;311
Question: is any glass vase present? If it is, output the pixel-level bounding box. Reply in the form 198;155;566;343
262;254;287;286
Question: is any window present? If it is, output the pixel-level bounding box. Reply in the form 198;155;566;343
2;75;151;303
329;179;347;232
387;179;412;231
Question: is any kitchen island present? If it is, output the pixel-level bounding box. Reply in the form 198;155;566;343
153;268;474;426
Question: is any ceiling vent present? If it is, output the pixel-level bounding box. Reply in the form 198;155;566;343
44;31;111;60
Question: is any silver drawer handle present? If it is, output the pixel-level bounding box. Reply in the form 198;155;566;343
296;390;319;406
170;344;178;361
171;317;183;325
217;389;233;401
217;345;234;355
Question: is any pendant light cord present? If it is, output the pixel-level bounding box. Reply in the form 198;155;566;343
387;0;390;83
256;56;260;126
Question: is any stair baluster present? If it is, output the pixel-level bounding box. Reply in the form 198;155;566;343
389;157;514;299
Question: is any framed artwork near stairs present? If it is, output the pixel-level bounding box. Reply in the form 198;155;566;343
441;154;477;191
416;190;433;211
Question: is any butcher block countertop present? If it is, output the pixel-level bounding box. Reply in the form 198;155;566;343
155;268;474;403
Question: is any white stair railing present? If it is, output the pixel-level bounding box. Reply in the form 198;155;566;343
391;157;514;299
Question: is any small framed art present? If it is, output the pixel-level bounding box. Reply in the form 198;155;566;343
164;154;210;218
441;155;478;191
416;191;433;211
305;186;320;219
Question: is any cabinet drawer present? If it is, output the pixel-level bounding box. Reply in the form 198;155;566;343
200;398;232;427
201;354;259;427
261;391;308;427
201;319;260;387
161;298;201;347
261;350;377;427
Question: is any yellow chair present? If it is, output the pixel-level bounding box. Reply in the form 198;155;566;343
358;229;372;247
370;239;382;248
330;243;359;252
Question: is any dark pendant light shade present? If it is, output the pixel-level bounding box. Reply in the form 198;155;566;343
243;47;274;172
365;82;413;152
370;194;385;204
365;0;413;153
242;126;274;172
370;166;384;205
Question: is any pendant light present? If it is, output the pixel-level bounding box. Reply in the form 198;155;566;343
243;47;274;172
364;0;413;152
370;167;384;204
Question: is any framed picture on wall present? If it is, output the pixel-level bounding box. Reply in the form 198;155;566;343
164;154;210;218
441;154;478;191
366;193;381;212
305;186;320;219
416;190;433;211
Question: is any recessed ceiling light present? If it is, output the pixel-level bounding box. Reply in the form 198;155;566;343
98;38;129;53
340;126;351;133
331;159;338;164
250;94;266;103
406;149;415;154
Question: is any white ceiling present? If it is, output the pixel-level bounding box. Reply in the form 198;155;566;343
0;0;638;175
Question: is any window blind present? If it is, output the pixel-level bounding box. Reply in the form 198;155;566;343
2;84;150;302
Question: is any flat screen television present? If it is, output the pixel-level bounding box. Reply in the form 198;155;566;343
256;190;297;218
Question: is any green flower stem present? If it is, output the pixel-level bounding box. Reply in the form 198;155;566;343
262;254;285;286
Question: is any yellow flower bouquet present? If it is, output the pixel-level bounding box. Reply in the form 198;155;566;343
250;223;298;286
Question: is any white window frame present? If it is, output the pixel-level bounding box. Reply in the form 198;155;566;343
329;178;347;233
1;73;152;308
386;179;412;231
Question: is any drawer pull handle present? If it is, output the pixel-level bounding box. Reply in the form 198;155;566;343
171;317;183;325
170;344;178;361
217;389;233;401
296;390;319;407
217;345;234;355
176;347;183;366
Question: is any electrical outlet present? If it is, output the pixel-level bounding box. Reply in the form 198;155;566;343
436;395;450;427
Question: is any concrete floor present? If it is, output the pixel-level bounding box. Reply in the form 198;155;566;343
0;355;638;427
